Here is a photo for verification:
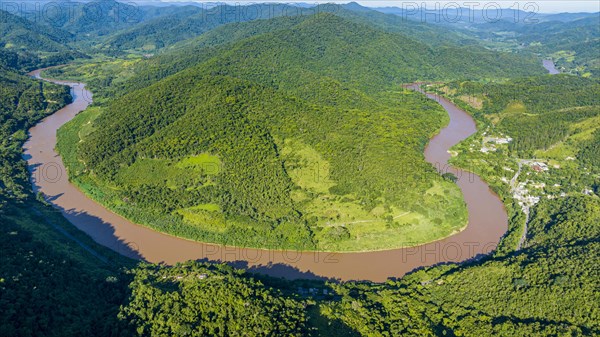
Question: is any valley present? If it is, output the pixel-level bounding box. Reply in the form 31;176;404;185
1;2;598;336
24;68;507;282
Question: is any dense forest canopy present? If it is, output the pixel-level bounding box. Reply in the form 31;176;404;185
0;9;86;70
56;11;551;251
61;12;531;251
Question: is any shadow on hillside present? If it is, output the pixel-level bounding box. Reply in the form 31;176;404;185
34;191;339;281
33;196;145;264
229;260;338;281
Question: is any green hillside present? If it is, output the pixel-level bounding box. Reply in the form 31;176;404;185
54;0;178;38
335;2;481;46
0;9;71;52
442;75;600;156
102;2;483;53
0;203;135;337
48;10;543;104
58;13;495;251
100;4;311;52
123;11;544;93
62;77;466;251
466;15;600;76
506;16;600;77
0;9;82;70
119;262;308;336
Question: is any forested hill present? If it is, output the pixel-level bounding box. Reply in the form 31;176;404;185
57;12;549;252
191;13;437;95
0;9;71;52
60;13;472;251
41;0;189;37
0;9;83;70
450;12;600;77
100;3;310;52
335;2;481;46
116;12;544;98
443;75;600;156
5;0;210;45
103;2;481;52
515;16;600;76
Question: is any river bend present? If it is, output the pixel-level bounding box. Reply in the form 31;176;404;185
23;69;508;281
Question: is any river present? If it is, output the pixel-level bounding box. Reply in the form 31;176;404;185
23;69;507;282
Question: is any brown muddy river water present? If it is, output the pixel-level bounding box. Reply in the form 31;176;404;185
23;70;507;282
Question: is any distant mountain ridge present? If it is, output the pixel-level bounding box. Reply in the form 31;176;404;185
0;8;71;51
0;9;86;70
100;3;306;51
113;9;544;97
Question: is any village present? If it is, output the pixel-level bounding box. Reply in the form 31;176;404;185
475;131;576;212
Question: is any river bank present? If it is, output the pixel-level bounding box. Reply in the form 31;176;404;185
23;69;507;281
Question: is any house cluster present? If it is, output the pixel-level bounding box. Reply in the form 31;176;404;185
480;135;513;153
512;181;541;212
297;287;330;297
164;273;208;281
528;161;549;172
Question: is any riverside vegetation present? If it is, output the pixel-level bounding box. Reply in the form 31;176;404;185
53;13;547;251
431;75;599;252
1;1;599;336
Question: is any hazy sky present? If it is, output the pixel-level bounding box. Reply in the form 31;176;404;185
153;1;600;13
358;1;600;13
